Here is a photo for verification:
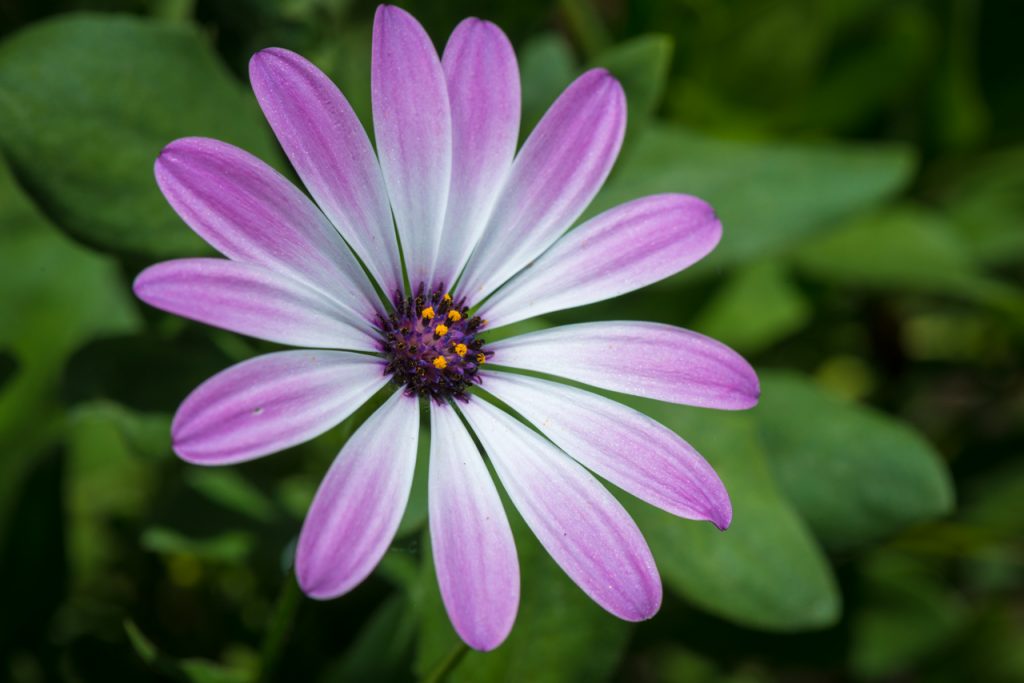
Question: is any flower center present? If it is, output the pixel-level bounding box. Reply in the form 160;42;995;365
378;284;491;402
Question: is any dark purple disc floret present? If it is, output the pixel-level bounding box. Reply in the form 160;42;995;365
378;283;492;402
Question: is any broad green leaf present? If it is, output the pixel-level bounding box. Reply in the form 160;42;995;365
140;527;255;564
962;460;1024;536
591;34;673;142
0;13;281;257
185;469;278;523
942;147;1024;266
645;646;774;683
125;619;253;683
518;33;577;138
590;123;915;267
317;25;373;130
0;351;15;391
0;156;139;546
625;402;840;631
958;461;1024;595
777;3;933;134
62;333;233;413
415;526;631;682
322;594;417;682
691;262;812;353
849;553;966;679
794;204;1020;307
65;402;163;584
558;0;612;58
756;372;954;551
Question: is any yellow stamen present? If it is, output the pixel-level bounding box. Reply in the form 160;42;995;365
435;324;449;336
447;310;462;322
421;307;435;320
432;356;448;370
454;343;468;357
443;293;452;303
476;353;486;364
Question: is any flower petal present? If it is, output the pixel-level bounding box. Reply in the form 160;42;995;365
134;258;375;350
429;403;519;651
489;322;760;410
433;18;520;289
372;5;452;287
459;398;661;621
479;195;722;328
297;391;419;599
249;48;403;294
155;137;379;321
482;372;732;529
457;69;626;303
172;351;388;465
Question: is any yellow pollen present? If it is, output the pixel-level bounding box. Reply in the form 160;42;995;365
476;353;486;364
435;324;449;336
447;310;462;322
454;343;468;357
443;293;452;303
421;307;435;320
432;356;448;370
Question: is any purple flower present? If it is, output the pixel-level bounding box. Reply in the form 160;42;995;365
134;4;759;651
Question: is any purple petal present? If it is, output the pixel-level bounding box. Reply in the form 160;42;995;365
480;195;722;328
134;258;375;350
172;351;388;465
249;48;403;294
297;391;419;599
482;372;732;529
429;403;519;651
155;137;379;322
459;398;661;621
490;322;760;410
372;5;452;287
457;69;626;303
433;18;520;289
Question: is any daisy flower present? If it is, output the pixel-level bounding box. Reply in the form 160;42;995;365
134;4;759;651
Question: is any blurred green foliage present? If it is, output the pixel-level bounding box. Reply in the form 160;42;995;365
0;0;1021;681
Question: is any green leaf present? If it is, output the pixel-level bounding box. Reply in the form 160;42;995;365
793;204;1019;307
849;553;966;679
590;123;915;268
62;333;233;413
0;351;16;391
315;25;373;130
591;34;673;141
415;525;632;682
624;402;840;631
691;262;812;354
65;402;164;583
0;155;139;548
622;401;839;630
185;469;278;523
518;33;577;138
0;13;281;257
125;619;253;683
756;372;954;551
942;146;1024;266
140;526;255;564
322;594;417;682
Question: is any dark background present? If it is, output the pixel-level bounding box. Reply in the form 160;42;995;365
0;0;1022;681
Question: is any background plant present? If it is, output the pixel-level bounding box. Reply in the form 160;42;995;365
0;0;1021;681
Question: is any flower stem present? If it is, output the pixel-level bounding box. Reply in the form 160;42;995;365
422;641;469;683
258;571;302;683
